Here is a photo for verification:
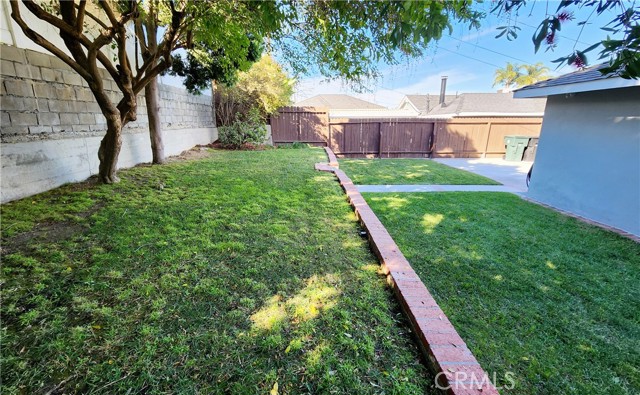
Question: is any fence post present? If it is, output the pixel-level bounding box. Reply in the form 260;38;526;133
482;122;492;158
378;122;383;158
431;121;439;158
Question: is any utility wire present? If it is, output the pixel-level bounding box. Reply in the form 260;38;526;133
435;46;502;69
444;35;531;64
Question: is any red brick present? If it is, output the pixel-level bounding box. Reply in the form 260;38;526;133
430;346;478;364
392;278;427;290
422;331;467;347
390;271;422;282
417;318;458;334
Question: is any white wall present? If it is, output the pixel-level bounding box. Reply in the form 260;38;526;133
528;87;640;236
1;127;218;203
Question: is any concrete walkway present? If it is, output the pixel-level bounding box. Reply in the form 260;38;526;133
434;158;532;191
357;184;523;193
356;158;532;194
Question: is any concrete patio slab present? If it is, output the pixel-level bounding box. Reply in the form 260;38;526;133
433;158;533;192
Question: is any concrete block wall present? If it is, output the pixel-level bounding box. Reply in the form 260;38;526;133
1;44;217;203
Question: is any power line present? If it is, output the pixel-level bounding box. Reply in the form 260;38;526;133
516;20;593;46
444;35;531;64
435;46;502;69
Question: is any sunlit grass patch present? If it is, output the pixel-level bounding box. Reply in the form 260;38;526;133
1;148;435;394
366;191;640;395
339;158;500;185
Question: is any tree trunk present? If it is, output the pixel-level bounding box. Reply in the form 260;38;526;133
98;111;123;184
145;77;165;164
211;79;217;127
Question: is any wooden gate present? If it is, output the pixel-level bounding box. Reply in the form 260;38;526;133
270;107;329;145
329;119;434;158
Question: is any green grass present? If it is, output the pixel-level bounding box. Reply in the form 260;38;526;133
339;158;500;185
365;192;640;394
1;148;435;394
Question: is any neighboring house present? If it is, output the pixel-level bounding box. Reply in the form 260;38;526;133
514;64;640;237
396;94;458;115
295;94;416;119
296;94;385;109
422;92;546;119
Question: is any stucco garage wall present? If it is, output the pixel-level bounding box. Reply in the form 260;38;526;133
528;86;640;236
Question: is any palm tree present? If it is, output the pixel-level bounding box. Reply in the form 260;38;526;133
493;62;551;91
493;62;520;91
515;62;550;86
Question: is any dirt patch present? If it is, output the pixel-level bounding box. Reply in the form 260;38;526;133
1;202;104;256
169;146;215;162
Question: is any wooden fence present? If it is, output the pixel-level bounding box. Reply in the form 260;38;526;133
270;106;329;146
271;107;542;158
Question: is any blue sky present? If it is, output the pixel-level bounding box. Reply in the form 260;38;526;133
291;1;628;108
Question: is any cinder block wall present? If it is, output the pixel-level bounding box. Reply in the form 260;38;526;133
1;44;217;203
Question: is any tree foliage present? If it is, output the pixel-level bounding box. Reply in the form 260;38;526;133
215;55;293;126
233;55;294;119
493;62;550;89
10;0;483;183
167;35;263;94
492;0;640;78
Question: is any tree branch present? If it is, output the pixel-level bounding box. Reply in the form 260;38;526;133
134;19;148;55
133;59;168;94
9;0;91;81
76;0;87;33
74;2;109;30
98;0;119;27
22;0;79;39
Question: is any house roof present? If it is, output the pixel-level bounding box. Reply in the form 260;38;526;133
295;94;386;110
514;63;640;98
421;92;546;119
401;94;457;114
329;109;419;119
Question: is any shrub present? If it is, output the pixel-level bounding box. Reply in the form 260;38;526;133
217;108;267;148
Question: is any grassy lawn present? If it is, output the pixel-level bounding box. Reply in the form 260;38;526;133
339;158;500;185
365;192;640;394
1;148;435;394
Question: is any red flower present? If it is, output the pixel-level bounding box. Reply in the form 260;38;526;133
571;55;586;69
557;11;574;23
545;31;556;45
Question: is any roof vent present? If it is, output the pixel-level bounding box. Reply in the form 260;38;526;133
439;76;448;107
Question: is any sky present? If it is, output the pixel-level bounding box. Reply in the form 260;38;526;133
289;1;629;108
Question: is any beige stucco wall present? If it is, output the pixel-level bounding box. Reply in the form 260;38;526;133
527;86;640;236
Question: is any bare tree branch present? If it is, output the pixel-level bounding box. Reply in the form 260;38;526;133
22;0;80;39
9;0;91;81
76;0;87;33
98;0;119;27
133;59;167;94
74;2;109;30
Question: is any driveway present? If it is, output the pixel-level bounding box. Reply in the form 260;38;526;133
433;158;533;193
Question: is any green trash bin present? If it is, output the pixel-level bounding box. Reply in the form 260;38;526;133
504;136;530;161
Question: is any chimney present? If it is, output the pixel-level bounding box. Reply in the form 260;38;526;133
439;76;448;107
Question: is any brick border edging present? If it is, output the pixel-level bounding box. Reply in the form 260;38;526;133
323;147;339;167
315;149;499;395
